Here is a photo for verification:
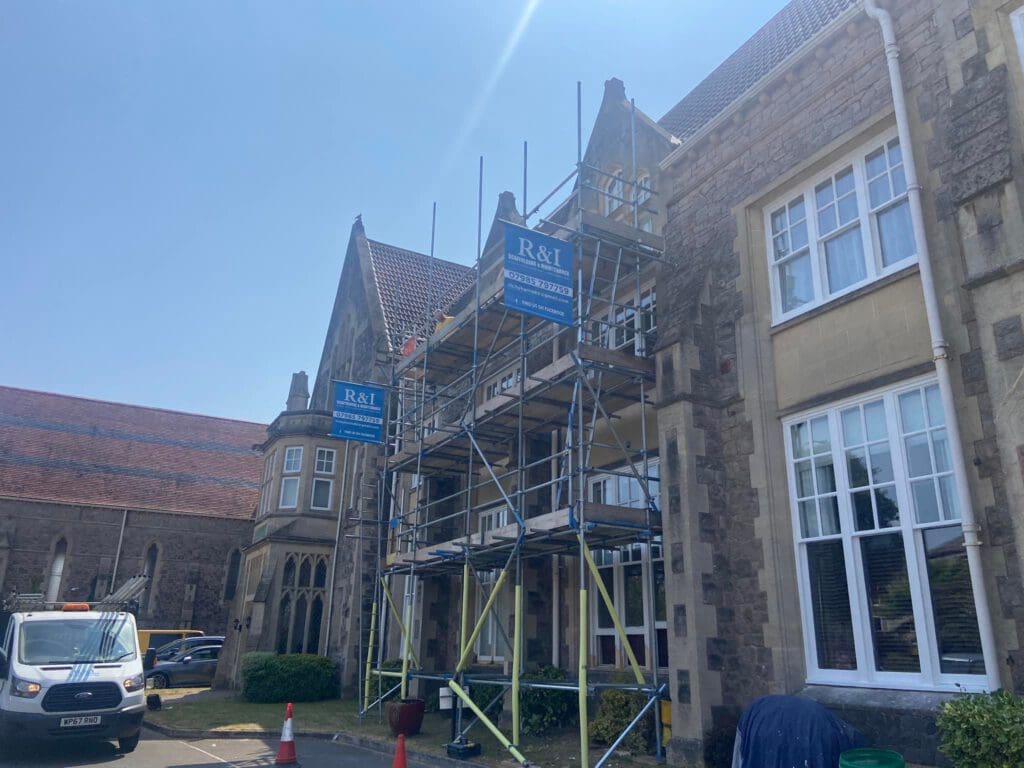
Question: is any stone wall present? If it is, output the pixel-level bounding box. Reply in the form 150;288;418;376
0;497;249;633
655;0;1024;762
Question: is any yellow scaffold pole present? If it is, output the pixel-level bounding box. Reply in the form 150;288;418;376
512;582;523;747
579;586;590;768
448;680;531;766
582;543;645;685
381;577;421;669
362;599;378;711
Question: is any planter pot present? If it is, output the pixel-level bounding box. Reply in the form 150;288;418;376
385;698;426;737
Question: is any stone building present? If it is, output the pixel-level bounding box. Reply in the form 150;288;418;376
216;217;475;687
227;0;1024;764
0;385;265;633
652;0;1024;763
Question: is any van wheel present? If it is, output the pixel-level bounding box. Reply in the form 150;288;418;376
151;673;169;689
118;733;140;753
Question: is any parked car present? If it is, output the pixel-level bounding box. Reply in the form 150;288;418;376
145;645;222;689
152;635;224;663
137;629;204;654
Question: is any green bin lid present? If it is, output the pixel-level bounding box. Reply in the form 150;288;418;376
839;748;905;768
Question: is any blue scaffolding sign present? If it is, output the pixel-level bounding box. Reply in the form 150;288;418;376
331;380;385;444
503;223;574;326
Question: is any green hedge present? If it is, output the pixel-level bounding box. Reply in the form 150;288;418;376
590;688;655;755
937;690;1024;768
241;652;339;703
520;665;578;736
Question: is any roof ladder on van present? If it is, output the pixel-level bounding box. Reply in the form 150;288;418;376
2;575;149;612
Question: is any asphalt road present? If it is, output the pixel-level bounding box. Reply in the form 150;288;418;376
0;729;414;768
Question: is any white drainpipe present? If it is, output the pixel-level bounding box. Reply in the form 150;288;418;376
863;0;1000;690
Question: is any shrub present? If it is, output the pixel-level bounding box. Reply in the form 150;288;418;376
590;688;655;755
937;689;1024;768
468;679;506;719
241;652;339;703
520;665;578;736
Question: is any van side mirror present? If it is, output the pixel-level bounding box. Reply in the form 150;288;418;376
0;650;8;679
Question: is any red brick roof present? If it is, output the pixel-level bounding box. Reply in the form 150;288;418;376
0;386;266;520
366;239;476;351
659;0;857;139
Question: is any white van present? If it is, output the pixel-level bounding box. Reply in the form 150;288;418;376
0;603;146;753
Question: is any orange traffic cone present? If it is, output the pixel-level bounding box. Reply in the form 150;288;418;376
392;733;407;768
275;702;299;765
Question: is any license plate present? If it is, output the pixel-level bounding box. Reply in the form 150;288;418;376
60;716;101;727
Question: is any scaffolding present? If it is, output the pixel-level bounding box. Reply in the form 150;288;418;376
356;91;666;768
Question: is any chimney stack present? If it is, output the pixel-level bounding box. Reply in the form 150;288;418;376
286;371;309;412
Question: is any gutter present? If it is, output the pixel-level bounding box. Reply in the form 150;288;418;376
863;0;1001;691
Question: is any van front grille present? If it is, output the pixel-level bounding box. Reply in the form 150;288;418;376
41;682;122;712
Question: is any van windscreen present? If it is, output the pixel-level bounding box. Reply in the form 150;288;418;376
20;616;136;664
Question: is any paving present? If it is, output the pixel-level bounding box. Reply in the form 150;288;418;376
0;729;424;768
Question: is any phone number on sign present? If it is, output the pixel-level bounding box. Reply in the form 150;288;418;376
504;269;572;297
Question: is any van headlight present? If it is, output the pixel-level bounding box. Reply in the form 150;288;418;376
11;676;42;698
123;673;145;692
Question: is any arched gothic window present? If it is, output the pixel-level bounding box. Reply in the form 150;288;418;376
224;549;241;601
45;538;68;603
276;553;329;655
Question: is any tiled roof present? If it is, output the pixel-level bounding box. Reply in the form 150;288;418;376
658;0;857;139
366;240;476;350
0;386;266;520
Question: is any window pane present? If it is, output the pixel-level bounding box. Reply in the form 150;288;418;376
861;533;920;673
796;460;815;497
875;486;900;528
887;141;902;166
899;390;926;432
657;628;669;668
925;385;944;427
841;408;863;446
789;197;806;224
825;226;867;293
878;200;915;266
815;180;835;210
912;479;941;524
869;176;891;208
773;234;789;260
800;500;819;538
837;191;859;225
312;479;331;509
814;457;836;493
853;490;875;531
923;527;984;675
835;168;855;197
779;253;813;312
866;147;887;178
891;165;907;196
847;448;869;487
791;219;809;251
938;475;960;521
771;208;787;234
811;416;830;452
654;561;666;622
931;429;951;473
598;635;616;666
597;568;614;629
624;564;644;626
868;443;894;484
806;541;857;670
905;434;933;477
280;477;298;508
864;401;887;441
627;634;647;667
819;497;841;536
792;422;810;459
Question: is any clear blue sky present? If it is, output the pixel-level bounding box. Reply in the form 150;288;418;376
2;1;786;424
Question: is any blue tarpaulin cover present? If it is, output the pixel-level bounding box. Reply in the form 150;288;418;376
733;695;863;768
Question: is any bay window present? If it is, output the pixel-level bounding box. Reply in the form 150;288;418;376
766;132;917;323
785;379;986;690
